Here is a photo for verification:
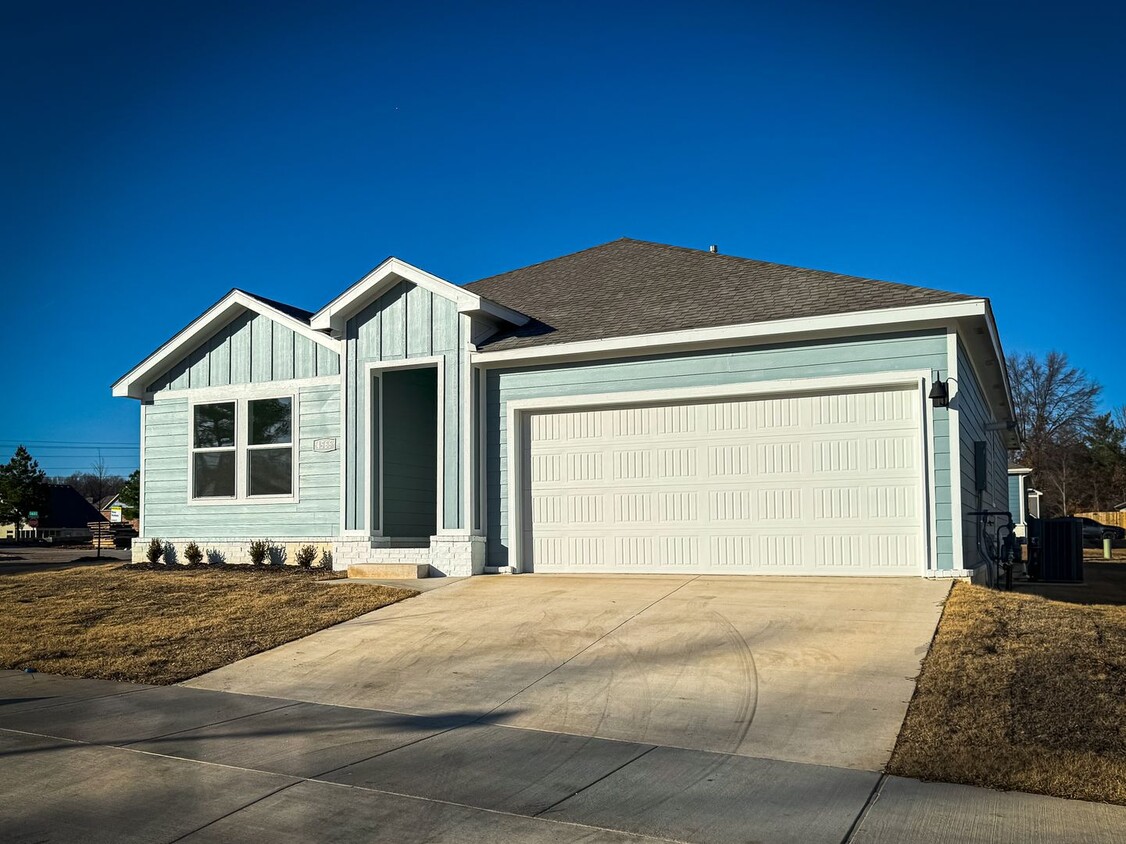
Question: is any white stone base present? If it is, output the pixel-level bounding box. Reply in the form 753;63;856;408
924;567;976;581
133;534;488;578
130;537;336;568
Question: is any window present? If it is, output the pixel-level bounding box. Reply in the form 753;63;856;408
192;402;236;498
247;397;292;496
190;395;295;501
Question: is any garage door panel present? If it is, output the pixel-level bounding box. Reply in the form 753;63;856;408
524;388;924;575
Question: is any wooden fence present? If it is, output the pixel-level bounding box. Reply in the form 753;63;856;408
1075;511;1126;529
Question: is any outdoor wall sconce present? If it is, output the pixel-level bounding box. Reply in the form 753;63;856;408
928;378;950;408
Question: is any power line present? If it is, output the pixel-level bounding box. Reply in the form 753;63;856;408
0;441;139;449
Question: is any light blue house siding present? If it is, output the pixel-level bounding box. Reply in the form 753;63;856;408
955;340;1010;567
343;280;467;533
484;329;956;570
1008;473;1022;521
142;381;342;539
146;311;339;393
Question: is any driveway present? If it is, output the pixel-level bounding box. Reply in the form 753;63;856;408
187;574;949;771
9;576;1126;843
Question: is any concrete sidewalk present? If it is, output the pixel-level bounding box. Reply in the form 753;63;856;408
2;670;1123;843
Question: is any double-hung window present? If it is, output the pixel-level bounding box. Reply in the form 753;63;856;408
192;402;236;498
247;397;293;496
191;396;294;500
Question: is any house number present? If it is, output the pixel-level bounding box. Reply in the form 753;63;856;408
313;438;338;453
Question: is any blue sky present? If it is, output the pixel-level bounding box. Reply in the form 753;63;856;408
2;0;1123;477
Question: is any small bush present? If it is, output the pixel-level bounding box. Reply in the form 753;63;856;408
320;549;334;569
206;548;226;566
145;538;164;564
248;539;270;567
184;542;204;565
295;545;317;568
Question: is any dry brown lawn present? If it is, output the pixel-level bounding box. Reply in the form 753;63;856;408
0;565;417;685
1084;544;1126;562
889;580;1126;804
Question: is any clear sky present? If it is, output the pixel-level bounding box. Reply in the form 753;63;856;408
2;0;1123;477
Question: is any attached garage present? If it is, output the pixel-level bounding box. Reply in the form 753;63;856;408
515;385;926;575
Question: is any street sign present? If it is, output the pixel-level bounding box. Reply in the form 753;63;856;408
28;511;38;519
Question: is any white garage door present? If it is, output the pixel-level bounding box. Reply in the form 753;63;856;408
522;388;924;575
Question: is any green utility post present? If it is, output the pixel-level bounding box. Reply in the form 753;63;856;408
1105;537;1112;560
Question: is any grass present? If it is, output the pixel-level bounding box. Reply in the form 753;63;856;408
0;564;417;685
1084;544;1126;562
889;580;1126;804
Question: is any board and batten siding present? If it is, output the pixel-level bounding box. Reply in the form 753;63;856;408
146;311;339;394
485;329;955;571
956;340;1010;568
343;280;467;533
142;383;342;539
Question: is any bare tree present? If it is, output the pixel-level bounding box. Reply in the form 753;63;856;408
1009;351;1101;453
1007;351;1101;516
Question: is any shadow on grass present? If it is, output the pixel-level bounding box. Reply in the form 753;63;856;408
1019;562;1126;606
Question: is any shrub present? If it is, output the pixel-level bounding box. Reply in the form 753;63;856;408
248;539;270;567
184;542;203;565
294;545;317;568
319;549;334;569
145;538;164;564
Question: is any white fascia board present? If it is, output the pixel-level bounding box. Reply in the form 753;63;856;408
472;299;988;367
111;290;338;400
951;305;1019;448
1008;467;1033;475
309;257;528;333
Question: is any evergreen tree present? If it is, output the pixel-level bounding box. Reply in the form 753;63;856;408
0;446;49;528
118;469;140;520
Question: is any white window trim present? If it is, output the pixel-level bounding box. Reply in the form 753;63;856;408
504;370;937;576
187;393;300;506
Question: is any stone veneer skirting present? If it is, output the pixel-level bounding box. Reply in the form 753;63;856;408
132;534;487;578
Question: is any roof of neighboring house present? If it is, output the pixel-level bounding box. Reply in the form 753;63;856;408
463;238;978;351
96;493;121;511
42;485;106;529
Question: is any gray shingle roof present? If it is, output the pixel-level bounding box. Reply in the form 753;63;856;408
240;290;314;323
463;238;977;351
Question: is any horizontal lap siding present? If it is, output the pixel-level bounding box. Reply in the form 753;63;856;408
142;384;342;539
146;311;340;393
485;330;953;570
956;341;1010;568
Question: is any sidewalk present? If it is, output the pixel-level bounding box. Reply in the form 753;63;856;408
1;670;1123;843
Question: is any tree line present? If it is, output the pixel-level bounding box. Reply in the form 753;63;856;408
1008;351;1124;517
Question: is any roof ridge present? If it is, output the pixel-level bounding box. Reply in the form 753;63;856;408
464;238;632;287
469;237;979;300
613;238;978;299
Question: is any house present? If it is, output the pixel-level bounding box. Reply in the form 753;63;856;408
1;485;106;542
1007;465;1039;540
112;238;1018;578
97;493;125;523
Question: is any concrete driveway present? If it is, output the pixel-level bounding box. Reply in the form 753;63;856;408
187;574;949;772
9;576;1126;843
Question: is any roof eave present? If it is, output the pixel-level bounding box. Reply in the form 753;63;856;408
310;257;529;335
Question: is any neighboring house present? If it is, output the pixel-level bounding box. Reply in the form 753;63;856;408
112;238;1018;578
97;493;125;523
1;485;106;541
1007;465;1037;539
